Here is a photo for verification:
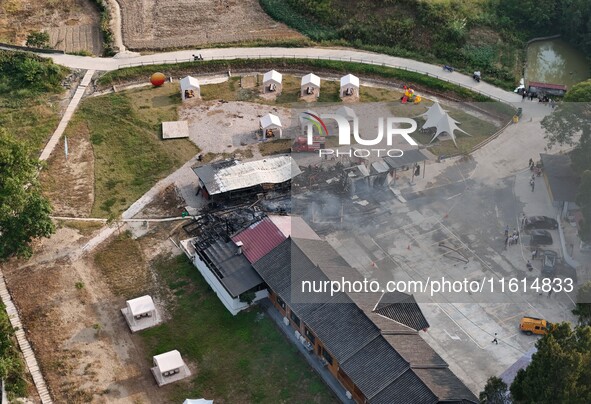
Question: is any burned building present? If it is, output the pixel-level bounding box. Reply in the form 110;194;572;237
193;156;301;201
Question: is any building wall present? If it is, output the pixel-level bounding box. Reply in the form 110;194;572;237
268;290;366;403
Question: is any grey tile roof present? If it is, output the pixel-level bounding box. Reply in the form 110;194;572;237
413;368;479;403
253;238;478;403
374;291;430;331
383;149;429;170
339;335;409;399
371;369;438;404
198;238;263;297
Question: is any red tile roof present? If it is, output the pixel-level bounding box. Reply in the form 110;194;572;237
528;81;567;91
231;217;287;264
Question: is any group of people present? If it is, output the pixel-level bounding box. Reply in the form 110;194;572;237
521;90;557;108
504;225;520;247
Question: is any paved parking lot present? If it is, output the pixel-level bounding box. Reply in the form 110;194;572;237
294;120;579;392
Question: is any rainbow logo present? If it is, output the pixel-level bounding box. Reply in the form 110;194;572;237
300;111;328;136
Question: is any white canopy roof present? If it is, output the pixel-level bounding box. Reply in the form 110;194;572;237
420;102;447;129
263;70;282;84
127;295;155;316
429;114;470;147
180;76;200;90
336;106;357;121
301;73;320;87
340;74;359;88
154;350;184;373
183;400;214;404
260;113;282;129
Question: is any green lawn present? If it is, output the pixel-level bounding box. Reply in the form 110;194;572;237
67;83;199;217
141;254;337;404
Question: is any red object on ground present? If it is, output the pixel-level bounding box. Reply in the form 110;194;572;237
150;72;166;87
401;96;408;104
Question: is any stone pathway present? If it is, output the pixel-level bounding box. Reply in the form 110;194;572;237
39;69;95;161
0;273;52;403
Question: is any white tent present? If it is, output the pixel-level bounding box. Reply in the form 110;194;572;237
151;350;191;386
180;76;200;100
127;295;155;317
121;295;161;332
340;74;359;97
183;400;214;404
259;113;282;138
419;102;447;129
301;73;320;97
263;70;282;94
429;114;471;147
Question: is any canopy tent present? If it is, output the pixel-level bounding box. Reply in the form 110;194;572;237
419;102;447;129
127;295;155;317
153;350;185;373
301;73;320;97
259;113;282;138
183;400;214;404
180;76;200;100
263;70;282;93
429;114;470;147
340;74;359;97
263;70;282;85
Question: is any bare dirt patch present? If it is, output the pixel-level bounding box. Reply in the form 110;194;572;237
118;0;303;50
0;0;102;54
41;121;95;218
135;184;185;219
2;224;176;404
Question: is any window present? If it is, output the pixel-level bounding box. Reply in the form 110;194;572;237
290;311;301;327
305;327;316;344
276;296;286;310
322;347;333;365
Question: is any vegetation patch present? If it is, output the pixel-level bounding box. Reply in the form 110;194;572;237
0;50;67;151
71;83;198;217
98;58;491;102
141;254;337;403
0;303;27;400
94;231;152;297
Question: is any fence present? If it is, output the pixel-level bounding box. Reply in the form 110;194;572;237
0;42;65;54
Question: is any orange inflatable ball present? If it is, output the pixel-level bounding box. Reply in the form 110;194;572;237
150;72;166;87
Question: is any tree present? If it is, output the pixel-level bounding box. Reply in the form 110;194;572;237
25;31;50;48
510;323;591;403
542;80;591;241
0;130;54;260
573;281;591;326
480;376;510;403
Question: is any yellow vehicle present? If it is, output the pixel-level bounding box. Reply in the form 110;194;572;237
519;317;554;335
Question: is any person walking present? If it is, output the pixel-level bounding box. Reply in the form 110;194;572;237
521;213;527;229
522;90;527;101
526;260;533;271
492;333;498;345
530;177;535;192
531;248;538;260
528;158;534;169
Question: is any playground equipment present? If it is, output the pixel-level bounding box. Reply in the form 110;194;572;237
401;86;422;104
150;72;166;87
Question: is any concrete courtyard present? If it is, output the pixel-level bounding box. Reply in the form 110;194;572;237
291;99;583;394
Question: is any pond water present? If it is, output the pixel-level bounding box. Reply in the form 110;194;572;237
526;39;589;88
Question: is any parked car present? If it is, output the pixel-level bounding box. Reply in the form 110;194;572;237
520;316;555;336
541;250;558;277
530;229;553;246
524;216;558;230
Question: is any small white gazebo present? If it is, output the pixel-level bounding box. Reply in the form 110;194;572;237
260;113;282;139
301;73;320;97
183;400;214;404
180;76;200;100
151;350;191;387
419;102;447;129
340;74;359;97
263;70;282;94
121;295;161;333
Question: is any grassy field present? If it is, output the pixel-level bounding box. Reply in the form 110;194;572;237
140;254;337;403
68;83;199;217
97;58;491;102
0;51;68;152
